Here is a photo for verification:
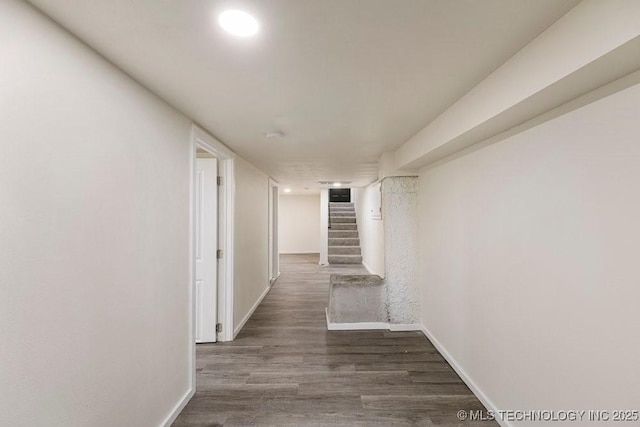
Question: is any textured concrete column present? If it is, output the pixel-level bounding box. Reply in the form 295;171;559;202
382;176;419;324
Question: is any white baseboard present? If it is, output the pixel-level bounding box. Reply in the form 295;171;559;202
361;260;385;278
160;387;195;427
362;259;376;275
269;271;280;285
328;320;390;330
419;324;508;427
362;260;374;275
269;278;276;285
234;285;271;338
280;251;320;255
389;323;421;331
325;309;421;332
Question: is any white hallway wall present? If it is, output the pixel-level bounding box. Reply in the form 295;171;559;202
418;81;640;418
353;186;384;277
0;0;191;425
0;0;273;424
279;194;321;254
234;157;270;332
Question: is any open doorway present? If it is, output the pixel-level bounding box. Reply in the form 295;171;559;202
194;148;218;342
329;188;351;203
190;124;235;352
278;190;322;258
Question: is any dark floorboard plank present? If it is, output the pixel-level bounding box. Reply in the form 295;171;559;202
223;412;433;426
297;382;473;397
201;362;357;374
361;395;486;411
245;370;411;385
355;361;457;372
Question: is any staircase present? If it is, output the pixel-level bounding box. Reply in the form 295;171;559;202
328;202;362;264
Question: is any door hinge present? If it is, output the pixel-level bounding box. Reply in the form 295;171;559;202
216;323;222;333
217;176;222;186
216;249;223;259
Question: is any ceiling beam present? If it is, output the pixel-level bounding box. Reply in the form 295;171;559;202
394;0;640;171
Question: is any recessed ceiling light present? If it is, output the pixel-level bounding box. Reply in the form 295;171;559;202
333;182;342;187
318;181;352;185
218;10;259;37
283;188;292;193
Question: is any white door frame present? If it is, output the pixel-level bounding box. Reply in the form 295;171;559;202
189;126;236;388
319;189;329;265
268;179;279;284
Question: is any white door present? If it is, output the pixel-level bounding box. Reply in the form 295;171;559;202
195;157;218;343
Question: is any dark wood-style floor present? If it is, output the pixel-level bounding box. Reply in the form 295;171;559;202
173;254;496;426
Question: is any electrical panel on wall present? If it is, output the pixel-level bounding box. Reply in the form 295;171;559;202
371;182;382;220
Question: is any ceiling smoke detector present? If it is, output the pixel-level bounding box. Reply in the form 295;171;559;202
265;131;285;139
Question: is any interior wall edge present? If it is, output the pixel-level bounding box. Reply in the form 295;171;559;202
419;324;509;427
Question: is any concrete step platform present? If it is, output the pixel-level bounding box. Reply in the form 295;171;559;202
328;273;386;323
330;274;383;286
329;202;354;207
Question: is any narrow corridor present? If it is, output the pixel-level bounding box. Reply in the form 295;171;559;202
173;255;495;426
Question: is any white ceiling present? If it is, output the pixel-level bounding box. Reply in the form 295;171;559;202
28;0;579;189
